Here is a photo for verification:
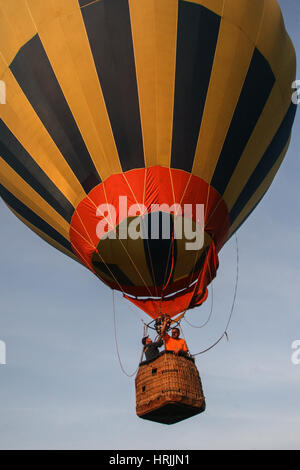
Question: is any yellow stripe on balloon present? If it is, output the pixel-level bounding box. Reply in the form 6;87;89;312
26;0;122;181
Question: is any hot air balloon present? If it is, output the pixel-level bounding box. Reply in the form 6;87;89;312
0;0;297;424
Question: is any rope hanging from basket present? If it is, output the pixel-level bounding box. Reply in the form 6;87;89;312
112;290;144;377
191;233;239;356
183;280;214;329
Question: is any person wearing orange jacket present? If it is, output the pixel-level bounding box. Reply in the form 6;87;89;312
161;322;189;355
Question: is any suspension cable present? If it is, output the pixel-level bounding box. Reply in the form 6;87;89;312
112;290;144;377
184;281;214;329
192;233;239;356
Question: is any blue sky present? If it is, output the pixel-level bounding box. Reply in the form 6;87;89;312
0;0;299;450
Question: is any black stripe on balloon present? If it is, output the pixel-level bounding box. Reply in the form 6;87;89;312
142;212;177;288
80;0;145;172
229;103;297;224
9;35;101;194
0;184;73;252
211;48;275;195
92;260;134;287
0;121;74;223
78;0;91;6
171;1;220;172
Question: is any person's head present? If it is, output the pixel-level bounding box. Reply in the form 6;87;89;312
171;328;180;339
142;336;152;346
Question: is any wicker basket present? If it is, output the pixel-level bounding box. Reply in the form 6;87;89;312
135;351;205;424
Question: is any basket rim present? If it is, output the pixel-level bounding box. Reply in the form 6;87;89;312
139;349;195;367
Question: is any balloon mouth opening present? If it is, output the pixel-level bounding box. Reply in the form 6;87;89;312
69;166;229;315
90;210;212;297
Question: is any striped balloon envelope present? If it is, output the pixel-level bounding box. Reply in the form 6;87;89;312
0;0;297;318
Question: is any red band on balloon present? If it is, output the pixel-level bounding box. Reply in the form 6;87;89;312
70;166;229;317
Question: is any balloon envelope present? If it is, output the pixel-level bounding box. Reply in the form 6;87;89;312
0;0;297;318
